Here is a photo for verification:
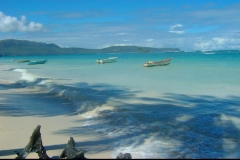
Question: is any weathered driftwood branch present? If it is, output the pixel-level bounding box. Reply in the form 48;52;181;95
14;125;50;159
60;137;86;159
13;125;131;159
116;153;132;159
34;134;51;159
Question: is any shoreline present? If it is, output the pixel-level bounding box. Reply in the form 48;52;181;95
0;80;115;159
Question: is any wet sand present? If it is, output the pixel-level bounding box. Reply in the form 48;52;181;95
0;80;115;159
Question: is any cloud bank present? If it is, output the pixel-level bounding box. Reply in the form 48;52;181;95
194;37;240;50
0;11;44;32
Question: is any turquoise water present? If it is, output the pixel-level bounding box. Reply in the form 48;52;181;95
1;52;240;158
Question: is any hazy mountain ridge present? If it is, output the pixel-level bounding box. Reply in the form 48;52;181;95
0;39;180;56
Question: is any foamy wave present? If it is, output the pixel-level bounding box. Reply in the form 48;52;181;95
14;69;37;82
82;105;114;117
12;72;102;114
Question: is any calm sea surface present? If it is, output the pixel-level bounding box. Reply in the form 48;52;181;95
1;51;240;158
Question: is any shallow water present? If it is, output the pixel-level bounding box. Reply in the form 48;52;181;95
1;51;240;158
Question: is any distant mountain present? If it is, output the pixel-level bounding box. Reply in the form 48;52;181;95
100;46;180;53
0;39;180;56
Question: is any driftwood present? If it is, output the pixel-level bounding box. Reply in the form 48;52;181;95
14;125;50;159
13;125;131;159
116;153;132;159
60;137;86;159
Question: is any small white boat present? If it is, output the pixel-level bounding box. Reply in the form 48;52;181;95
28;59;47;65
96;57;118;64
143;57;172;67
203;52;215;54
202;50;215;54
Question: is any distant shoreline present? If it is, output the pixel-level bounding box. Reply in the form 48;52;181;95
0;39;180;56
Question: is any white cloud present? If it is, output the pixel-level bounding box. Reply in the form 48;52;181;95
212;37;226;44
146;39;154;42
169;30;185;34
0;11;45;32
169;24;184;34
115;33;128;36
123;39;131;41
170;24;182;30
114;43;132;46
194;37;240;50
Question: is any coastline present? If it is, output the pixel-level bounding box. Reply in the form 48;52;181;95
0;80;115;159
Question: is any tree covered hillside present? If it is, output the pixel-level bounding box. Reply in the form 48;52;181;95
0;39;180;56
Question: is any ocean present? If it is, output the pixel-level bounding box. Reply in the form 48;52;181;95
1;51;240;158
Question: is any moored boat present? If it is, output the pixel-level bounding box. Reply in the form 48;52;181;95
96;57;118;64
203;52;215;54
11;59;30;63
201;50;215;54
28;59;47;65
143;57;172;67
17;60;30;63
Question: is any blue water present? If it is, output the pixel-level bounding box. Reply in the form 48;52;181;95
1;51;240;158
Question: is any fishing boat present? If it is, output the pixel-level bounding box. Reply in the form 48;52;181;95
143;57;172;67
28;59;47;65
203;52;215;54
11;59;30;63
96;57;118;64
202;50;215;54
17;60;30;63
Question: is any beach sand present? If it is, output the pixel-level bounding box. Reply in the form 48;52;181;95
0;80;115;159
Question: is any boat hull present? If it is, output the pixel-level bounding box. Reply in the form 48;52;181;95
17;60;30;63
143;58;172;67
28;60;47;65
96;57;118;64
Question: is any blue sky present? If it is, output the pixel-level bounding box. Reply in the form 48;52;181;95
1;0;240;51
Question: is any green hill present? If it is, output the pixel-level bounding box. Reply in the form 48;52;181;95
0;39;180;56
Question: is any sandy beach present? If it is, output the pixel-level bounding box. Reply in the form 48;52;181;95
0;80;115;159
